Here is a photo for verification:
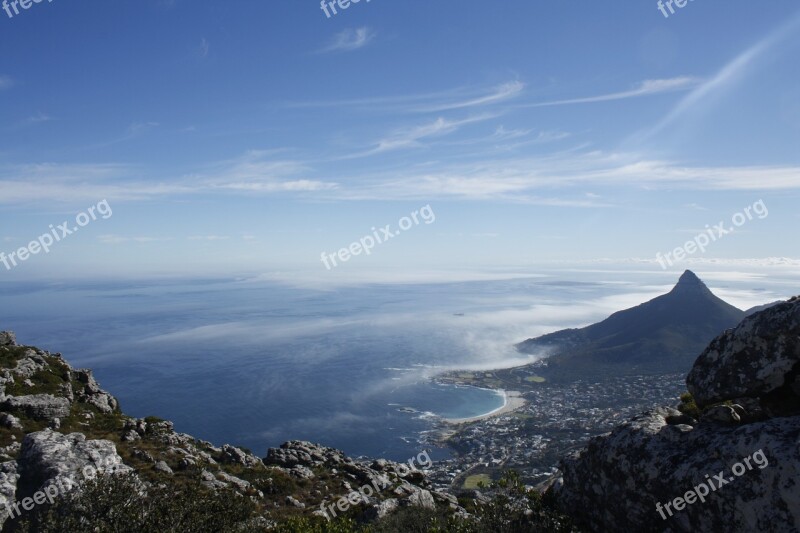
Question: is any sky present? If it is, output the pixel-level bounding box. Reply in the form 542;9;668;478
1;0;799;283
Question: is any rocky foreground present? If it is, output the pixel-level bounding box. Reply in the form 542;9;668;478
0;331;475;531
550;296;800;532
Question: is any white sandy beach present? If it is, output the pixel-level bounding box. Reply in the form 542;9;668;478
443;390;527;424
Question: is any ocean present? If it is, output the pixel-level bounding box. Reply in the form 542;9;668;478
1;267;796;461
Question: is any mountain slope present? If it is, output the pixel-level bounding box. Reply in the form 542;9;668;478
516;271;745;378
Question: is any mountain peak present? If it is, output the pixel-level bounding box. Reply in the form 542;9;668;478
670;270;710;295
678;270;701;284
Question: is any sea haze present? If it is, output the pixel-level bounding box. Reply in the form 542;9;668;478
0;268;796;460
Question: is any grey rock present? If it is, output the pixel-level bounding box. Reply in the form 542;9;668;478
0;461;19;528
405;488;436;510
0;413;23;430
121;429;141;442
365;498;399;520
552;406;800;532
0;442;21;462
178;457;197;470
2;394;71;421
0;332;16;347
154;461;173;475
11;352;48;379
286;495;305;508
265;440;345;468
17;429;132;495
217;471;251;492
220;444;261;468
74;370;118;414
131;449;155;463
702;405;741;425
687;298;800;407
199;469;228;491
289;465;315;480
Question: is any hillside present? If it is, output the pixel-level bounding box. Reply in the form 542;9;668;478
516;271;745;378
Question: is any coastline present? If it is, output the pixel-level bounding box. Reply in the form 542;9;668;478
441;389;527;424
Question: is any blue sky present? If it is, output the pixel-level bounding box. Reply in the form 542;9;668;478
1;0;799;282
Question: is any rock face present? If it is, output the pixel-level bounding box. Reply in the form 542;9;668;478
1;395;71;421
265;441;450;519
551;297;800;532
17;429;132;494
0;332;15;347
687;297;800;409
0;462;19;525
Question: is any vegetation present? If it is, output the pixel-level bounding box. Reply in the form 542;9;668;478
9;473;257;532
462;474;492;490
677;391;702;418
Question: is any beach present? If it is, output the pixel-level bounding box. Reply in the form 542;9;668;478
442;390;527;424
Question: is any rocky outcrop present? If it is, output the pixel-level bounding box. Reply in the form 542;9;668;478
265;440;454;519
17;429;132;492
73;370;119;414
551;297;800;532
687;296;800;409
0;462;19;525
0;332;15;347
1;394;71;421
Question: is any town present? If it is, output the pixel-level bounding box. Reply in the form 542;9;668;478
423;372;687;490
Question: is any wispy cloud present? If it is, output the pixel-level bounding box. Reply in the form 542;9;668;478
329;150;800;202
198;38;210;59
343;114;497;158
24;112;52;125
0;151;338;204
0;76;13;90
321;27;374;53
520;77;699;108
188;235;230;241
416;81;524;112
97;235;171;244
205;150;338;192
642;14;800;139
285;80;522;113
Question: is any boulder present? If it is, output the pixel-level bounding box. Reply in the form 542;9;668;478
0;462;19;528
2;394;71;421
552;407;800;532
17;429;132;495
220;444;261;468
0;332;16;347
688;298;800;407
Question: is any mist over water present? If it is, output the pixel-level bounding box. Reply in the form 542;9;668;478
0;268;795;460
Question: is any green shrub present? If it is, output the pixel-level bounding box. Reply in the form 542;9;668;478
10;472;257;532
678;392;701;418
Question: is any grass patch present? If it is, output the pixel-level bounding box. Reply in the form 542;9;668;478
0;346;34;370
462;474;492;490
524;375;546;383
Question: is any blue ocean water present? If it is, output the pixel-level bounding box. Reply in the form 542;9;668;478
0;269;793;460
